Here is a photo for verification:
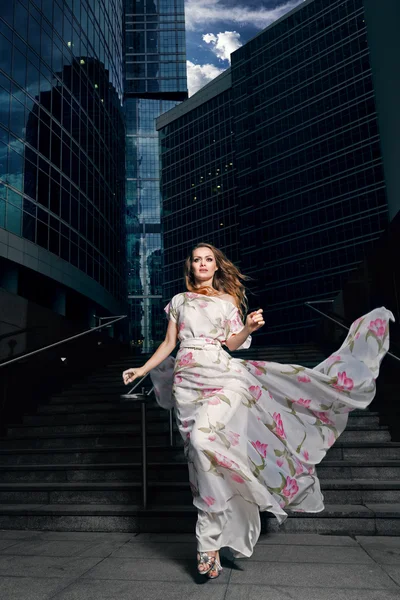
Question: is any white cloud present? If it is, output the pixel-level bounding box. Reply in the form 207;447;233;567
186;60;226;96
185;0;305;32
203;31;242;62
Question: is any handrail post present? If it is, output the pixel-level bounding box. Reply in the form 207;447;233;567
141;388;148;509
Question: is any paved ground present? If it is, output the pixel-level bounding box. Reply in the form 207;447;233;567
0;531;399;599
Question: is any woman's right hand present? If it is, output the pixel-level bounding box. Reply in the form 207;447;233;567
122;366;147;385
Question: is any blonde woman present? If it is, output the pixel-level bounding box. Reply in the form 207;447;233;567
123;243;393;579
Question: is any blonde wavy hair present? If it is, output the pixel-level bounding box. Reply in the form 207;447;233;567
184;243;249;317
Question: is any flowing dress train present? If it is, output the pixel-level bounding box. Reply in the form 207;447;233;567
150;291;394;557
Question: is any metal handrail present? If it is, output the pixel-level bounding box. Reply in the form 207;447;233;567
0;315;127;368
305;301;400;363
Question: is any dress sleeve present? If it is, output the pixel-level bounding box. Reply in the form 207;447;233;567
164;294;179;324
225;304;252;350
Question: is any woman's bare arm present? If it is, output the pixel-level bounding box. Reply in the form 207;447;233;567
123;319;178;384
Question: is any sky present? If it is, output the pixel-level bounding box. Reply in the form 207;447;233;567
184;0;306;96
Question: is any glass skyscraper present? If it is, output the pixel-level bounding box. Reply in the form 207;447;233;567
0;0;126;320
157;0;394;344
124;0;187;352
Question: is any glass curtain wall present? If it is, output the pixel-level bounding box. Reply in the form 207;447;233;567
124;0;187;352
0;0;126;303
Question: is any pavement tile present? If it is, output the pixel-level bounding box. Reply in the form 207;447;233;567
229;562;399;589
0;530;43;539
225;584;400;600
257;534;358;546
0;555;103;578
132;533;194;543
83;557;230;583
0;540;20;551
357;537;400;547
0;540;102;557
35;532;134;542
76;541;132;558
52;579;228;600
379;565;400;586
356;537;400;565
0;577;76;600
111;541;197;559
250;544;374;564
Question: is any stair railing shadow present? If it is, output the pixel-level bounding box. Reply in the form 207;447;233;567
0;315;128;438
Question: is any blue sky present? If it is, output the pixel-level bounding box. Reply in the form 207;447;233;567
184;0;305;95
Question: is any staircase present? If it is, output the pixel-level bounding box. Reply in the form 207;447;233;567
0;344;399;535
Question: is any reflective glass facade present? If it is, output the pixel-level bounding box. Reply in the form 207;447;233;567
0;0;126;308
159;70;238;302
158;0;390;344
124;0;187;351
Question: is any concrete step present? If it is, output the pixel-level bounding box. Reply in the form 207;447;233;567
0;460;399;483
0;433;180;450
6;419;391;444
0;434;400;465
0;503;398;534
0;479;398;506
35;403;382;431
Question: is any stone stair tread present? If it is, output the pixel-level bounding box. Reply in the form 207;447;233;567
1;441;399;454
1;459;399;470
0;479;398;491
0;503;398;518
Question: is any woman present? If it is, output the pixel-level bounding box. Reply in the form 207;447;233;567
123;243;394;579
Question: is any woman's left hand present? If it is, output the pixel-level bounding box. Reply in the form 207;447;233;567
246;308;265;333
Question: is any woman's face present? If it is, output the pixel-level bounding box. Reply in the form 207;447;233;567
191;247;218;285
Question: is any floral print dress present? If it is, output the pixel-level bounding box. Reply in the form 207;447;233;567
150;292;394;557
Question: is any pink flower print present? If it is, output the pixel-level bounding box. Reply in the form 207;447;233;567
302;450;310;461
185;292;197;299
249;386;262;402
333;371;354;392
203;388;223;397
199;301;209;309
208;397;221;405
355;332;360;340
204;496;215;506
251;440;268;458
272;413;285;439
279;499;286;508
296;398;311;408
182;420;189;429
179;352;195;367
174;374;183;384
313;411;333;425
282;476;299;500
276;458;284;467
368;318;386;338
294;459;304;475
298;374;311;383
248;361;265;375
231;473;245;483
208;434;217;442
328;354;341;363
227;431;240;446
214;452;239;469
179;322;185;331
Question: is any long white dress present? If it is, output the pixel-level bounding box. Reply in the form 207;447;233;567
150;291;394;557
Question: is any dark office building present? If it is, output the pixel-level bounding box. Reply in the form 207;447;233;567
0;0;126;332
124;0;187;352
158;0;400;344
158;68;238;302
